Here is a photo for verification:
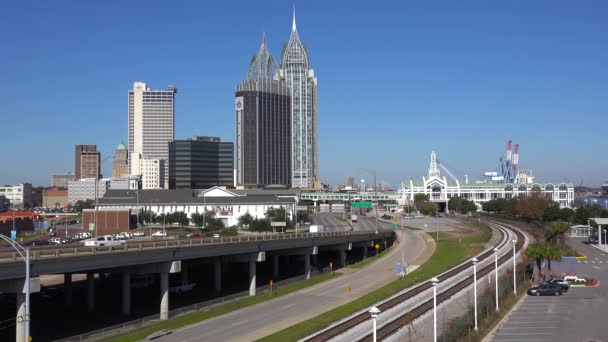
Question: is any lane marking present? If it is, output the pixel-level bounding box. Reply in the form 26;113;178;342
231;319;250;327
499;327;556;329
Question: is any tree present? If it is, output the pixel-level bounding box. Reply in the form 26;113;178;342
420;202;438;216
546;220;569;244
190;212;205;227
72;200;94;213
265;207;292;228
172;211;189;227
250;218;271;234
140;210;157;225
544;243;562;272
559;208;575;222
414;194;429;202
517;195;551;221
462;199;477;213
542;205;562;222
238;212;254;227
526;243;545;278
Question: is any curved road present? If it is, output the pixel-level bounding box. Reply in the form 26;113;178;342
157;219;435;342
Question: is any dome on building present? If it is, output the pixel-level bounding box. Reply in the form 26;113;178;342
116;142;127;151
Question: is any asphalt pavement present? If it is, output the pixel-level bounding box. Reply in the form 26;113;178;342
156;221;436;342
490;237;608;342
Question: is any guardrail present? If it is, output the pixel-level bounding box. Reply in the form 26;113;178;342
0;229;392;263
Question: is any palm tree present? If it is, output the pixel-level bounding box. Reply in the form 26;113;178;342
526;243;545;274
546;220;570;244
544;243;562;273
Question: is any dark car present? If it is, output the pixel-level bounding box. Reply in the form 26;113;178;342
24;239;50;246
527;283;564;296
545;278;570;292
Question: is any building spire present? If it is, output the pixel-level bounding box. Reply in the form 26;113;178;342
429;151;440;178
292;4;297;32
260;31;268;52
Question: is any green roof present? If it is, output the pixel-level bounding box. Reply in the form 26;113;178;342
116;142;127;151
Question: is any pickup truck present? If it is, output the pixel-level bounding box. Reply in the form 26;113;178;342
169;281;196;294
309;225;324;233
84;235;127;247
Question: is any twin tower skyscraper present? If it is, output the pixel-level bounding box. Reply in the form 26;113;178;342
235;11;319;189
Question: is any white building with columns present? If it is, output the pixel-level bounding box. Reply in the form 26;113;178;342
96;187;298;227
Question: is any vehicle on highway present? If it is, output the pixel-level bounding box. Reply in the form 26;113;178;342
545;278;570;292
527;283;564;296
84;235;127;247
24;239;50;246
169;280;196;294
351;214;358;222
48;238;62;245
187;233;202;239
152;231;168;237
309;225;325;233
132;231;145;237
212;233;220;238
74;232;91;240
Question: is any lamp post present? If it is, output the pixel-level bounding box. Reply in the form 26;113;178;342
472;257;478;331
369;306;381;342
0;234;30;342
512;239;517;295
494;247;499;312
431;277;439;342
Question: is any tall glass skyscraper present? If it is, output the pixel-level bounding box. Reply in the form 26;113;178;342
280;12;318;189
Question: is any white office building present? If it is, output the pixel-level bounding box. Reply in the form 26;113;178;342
128;82;176;188
0;183;33;207
68;179;110;204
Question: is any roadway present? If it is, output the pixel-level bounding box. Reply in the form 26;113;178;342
490;237;608;342
156;220;436;342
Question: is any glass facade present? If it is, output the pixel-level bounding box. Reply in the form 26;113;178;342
168;137;234;189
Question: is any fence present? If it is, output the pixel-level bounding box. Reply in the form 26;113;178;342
439;260;530;341
56;266;333;342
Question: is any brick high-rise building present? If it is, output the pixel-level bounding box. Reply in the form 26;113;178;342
75;145;100;179
112;142;129;177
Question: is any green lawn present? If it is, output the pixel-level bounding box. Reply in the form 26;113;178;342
104;272;342;342
257;225;490;342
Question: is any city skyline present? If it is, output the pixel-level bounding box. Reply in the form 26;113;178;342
1;1;607;187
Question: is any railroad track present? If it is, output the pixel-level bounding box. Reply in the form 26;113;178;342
305;220;524;342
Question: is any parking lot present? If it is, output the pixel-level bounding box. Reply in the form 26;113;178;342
491;238;608;342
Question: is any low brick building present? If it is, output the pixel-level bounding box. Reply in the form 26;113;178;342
82;208;137;236
43;188;69;208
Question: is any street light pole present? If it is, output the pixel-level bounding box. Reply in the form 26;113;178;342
512;240;517;295
431;277;439;342
0;234;30;342
472;257;478;331
494;247;499;312
369;306;380;342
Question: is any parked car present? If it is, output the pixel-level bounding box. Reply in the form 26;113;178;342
25;239;50;246
169;281;196;294
152;231;168;238
48;238;62;245
544;278;570;292
132;231;145;237
527;283;564;296
212;234;220;238
187;234;202;239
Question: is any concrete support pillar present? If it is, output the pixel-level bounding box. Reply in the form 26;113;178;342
312;254;318;267
121;273;131;315
64;273;72;307
249;255;257;296
273;255;279;280
16;293;25;342
160;272;169;320
213;260;222;294
304;254;311;280
362;247;368;259
339;250;347;268
87;272;95;312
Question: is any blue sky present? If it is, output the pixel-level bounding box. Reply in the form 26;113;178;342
1;1;606;188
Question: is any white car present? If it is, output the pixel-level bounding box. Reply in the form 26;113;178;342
152;231;167;237
564;275;586;283
48;238;62;245
84;235;127;247
212;234;220;238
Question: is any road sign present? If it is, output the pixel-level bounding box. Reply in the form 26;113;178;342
375;243;380;249
389;223;397;228
351;202;372;209
394;217;399;222
89;223;95;231
10;230;16;239
271;222;286;227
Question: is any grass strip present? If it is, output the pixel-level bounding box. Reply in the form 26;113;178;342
106;272;342;342
348;246;391;269
257;229;490;342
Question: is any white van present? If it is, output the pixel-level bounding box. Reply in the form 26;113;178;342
84;235;126;247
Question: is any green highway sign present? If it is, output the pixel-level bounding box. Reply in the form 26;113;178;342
89;223;95;231
351;202;372;209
